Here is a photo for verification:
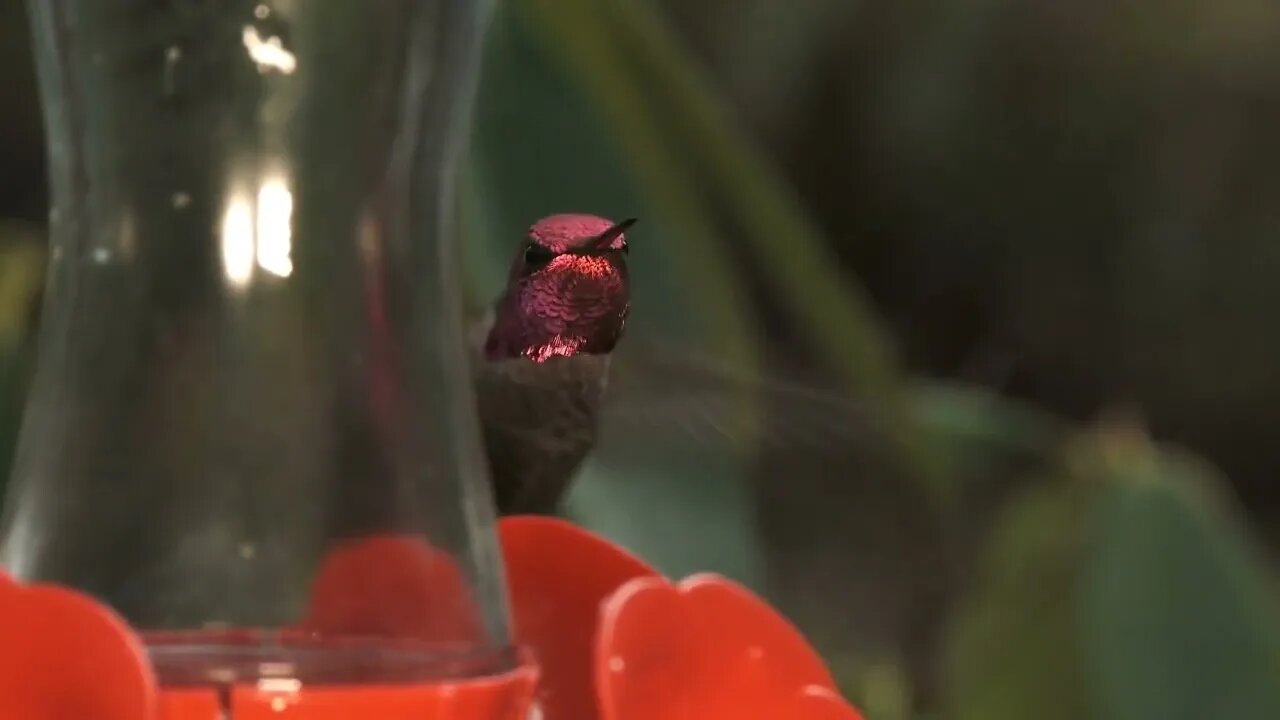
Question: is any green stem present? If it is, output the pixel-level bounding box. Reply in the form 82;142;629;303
597;0;948;504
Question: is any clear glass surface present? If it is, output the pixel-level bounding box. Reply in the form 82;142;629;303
0;0;510;688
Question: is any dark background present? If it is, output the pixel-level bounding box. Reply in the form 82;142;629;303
3;2;1279;718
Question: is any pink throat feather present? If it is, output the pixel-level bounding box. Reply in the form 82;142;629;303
522;335;590;363
484;214;632;363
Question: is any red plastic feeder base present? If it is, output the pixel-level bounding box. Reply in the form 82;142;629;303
0;563;538;720
156;666;538;719
0;518;866;719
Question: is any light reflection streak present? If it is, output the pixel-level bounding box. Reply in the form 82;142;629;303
221;193;256;288
219;174;295;289
241;26;297;74
256;177;294;277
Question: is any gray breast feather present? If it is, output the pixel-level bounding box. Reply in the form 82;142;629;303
471;351;611;514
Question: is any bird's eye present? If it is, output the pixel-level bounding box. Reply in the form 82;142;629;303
620;242;630;255
524;244;556;266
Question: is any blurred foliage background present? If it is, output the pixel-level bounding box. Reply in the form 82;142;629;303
4;1;1280;718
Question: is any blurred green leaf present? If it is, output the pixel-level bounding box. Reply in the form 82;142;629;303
910;379;1062;481
945;424;1280;720
0;219;44;497
566;449;763;582
1080;441;1280;720
562;0;948;507
942;468;1097;720
0;220;45;354
593;0;901;392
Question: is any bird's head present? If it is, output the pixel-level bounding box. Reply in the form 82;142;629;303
484;214;635;363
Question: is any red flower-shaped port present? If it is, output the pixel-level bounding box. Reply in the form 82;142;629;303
596;573;865;720
295;534;487;645
499;516;660;720
0;568;157;720
283;533;539;719
497;516;864;720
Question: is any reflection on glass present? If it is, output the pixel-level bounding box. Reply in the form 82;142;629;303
222;191;257;288
2;0;507;697
220;174;295;287
255;175;294;278
241;25;298;75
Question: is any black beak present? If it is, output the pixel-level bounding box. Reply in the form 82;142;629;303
588;217;637;252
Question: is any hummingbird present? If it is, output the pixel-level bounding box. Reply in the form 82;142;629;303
469;213;635;515
467;212;900;516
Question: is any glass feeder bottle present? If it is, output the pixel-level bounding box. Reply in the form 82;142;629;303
0;0;513;695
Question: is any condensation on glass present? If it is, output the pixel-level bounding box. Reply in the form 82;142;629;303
0;0;510;689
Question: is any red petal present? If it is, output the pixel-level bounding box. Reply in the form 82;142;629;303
295;534;486;645
677;573;837;690
595;573;860;720
499;516;659;720
158;689;223;720
0;573;156;720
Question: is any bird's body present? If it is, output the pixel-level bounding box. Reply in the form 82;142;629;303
470;214;634;515
471;343;611;515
